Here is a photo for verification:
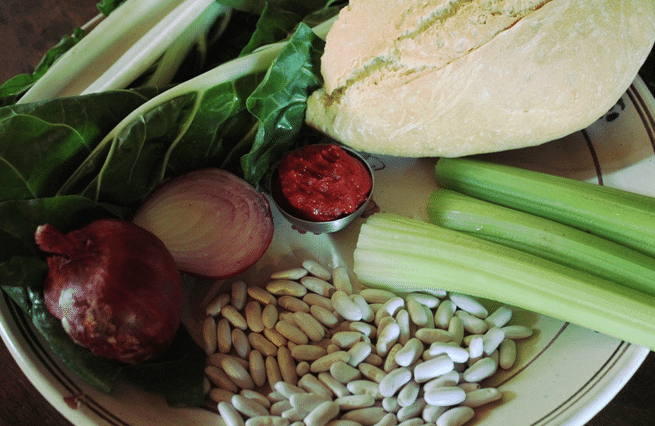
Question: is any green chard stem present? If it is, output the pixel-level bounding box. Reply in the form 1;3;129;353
434;157;655;258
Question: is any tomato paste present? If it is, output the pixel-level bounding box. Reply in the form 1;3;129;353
276;144;372;222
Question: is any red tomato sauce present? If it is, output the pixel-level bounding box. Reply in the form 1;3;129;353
275;144;372;222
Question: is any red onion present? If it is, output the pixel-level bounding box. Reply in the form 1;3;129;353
35;219;183;365
131;168;274;279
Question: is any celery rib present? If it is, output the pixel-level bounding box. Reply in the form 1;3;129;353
353;213;655;351
434;158;655;258
426;189;655;297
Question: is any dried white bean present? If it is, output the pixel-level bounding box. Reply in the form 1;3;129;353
305;401;340;426
415;328;452;344
458;383;480;393
350;294;375;322
485;306;513;328
249;332;277;357
349;323;375;340
206;365;238;393
455;311;488;334
424;386;466;406
379;367;412;397
219;401;245;426
462;388;502;407
311;351;350;373
394;338;423;367
318;372;351;397
331;361;362;383
222;356;255;390
282;409;308;422
342;407;386;425
376;322;400;356
232;328;251;359
414;355;455;383
334;394;375;410
347;380;383;399
436;406;474;426
270;401;292;416
448;316;464;346
311;304;340;328
231;281;248;311
396;398;426;422
326;421;363;426
249;350;267;387
293;311;325;342
245;416;290;426
276;320;309;345
435;300;456;329
396;419;423;426
397;380;420;407
383;343;402;372
407;293;441;309
298;373;333;398
501;325;533;339
382;397;399;413
359;289;396;304
482;327;505;356
304;293;334;310
279;296;310;313
423;371;460;392
332;266;353;294
448;293;488;318
206;292;231;316
267;280;308;297
332;291;363;321
302;260;332;280
358;363;386;383
348;342;373;367
428;342;469;364
467;335;483;363
223;305;248;330
422;405;446;423
290;393;331;411
271;267;308;280
333;331;363;348
241;389;271;408
406;299;428;327
462;357;498;382
395;310;411;345
203;315;218;355
232;394;269;418
247;287;277;306
373;413;397;426
210;388;235;404
499;339;517;369
274;381;306;399
301;276;335;297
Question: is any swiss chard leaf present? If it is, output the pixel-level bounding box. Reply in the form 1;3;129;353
242;22;325;185
0;28;86;104
0;88;166;203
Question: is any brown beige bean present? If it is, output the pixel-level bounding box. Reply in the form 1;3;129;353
266;280;308;297
232;394;269;418
310;351;351;373
303;293;334;311
232;328;251;358
217;317;232;354
332;331;362;349
246;300;266;333
298;373;333;398
277;346;298;386
218;401;245;426
264;327;289;347
278;296;311;313
296;361;310;376
202;315;217;355
271;267;309;280
248;332;278;357
359;289;396;304
290;344;327;361
221;356;255;390
208;353;250;370
318;372;351;398
248;286;277;306
262;303;279;329
302;259;332;280
266;355;283;387
293;311;326;341
209;387;235;404
331;361;362;383
383;343;402;372
334;394;375;410
276;320;309;345
301;276;335;297
249;350;267;388
358;362;386;383
231;280;248;311
310;305;340;328
305;401;340;426
332;291;363;321
205;365;239;393
206;292;231;316
415;328;453;344
222;305;248;330
332;266;353;295
341;407;386;425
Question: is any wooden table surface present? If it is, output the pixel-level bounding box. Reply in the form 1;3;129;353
1;1;655;425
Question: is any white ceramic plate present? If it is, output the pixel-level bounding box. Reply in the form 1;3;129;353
1;77;654;426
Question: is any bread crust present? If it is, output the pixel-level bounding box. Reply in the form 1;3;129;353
306;0;655;157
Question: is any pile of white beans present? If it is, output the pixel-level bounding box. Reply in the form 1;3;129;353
200;259;533;426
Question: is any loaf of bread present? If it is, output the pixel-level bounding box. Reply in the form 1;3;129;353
305;0;655;157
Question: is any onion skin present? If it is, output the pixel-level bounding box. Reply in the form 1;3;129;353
35;219;183;365
131;168;275;279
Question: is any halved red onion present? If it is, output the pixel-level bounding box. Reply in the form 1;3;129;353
132;169;274;279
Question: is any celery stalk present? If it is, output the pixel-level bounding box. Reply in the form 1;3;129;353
427;189;655;296
434;158;655;258
353;213;655;350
